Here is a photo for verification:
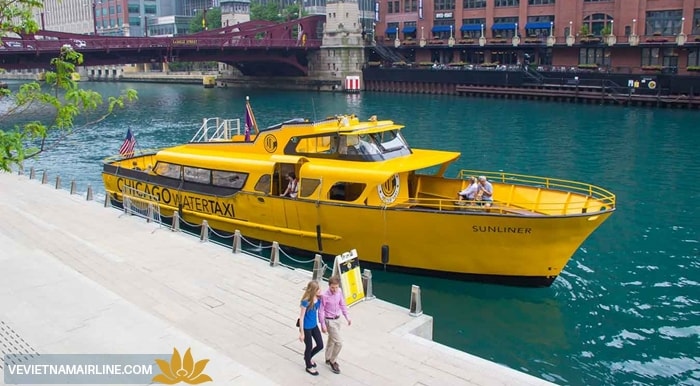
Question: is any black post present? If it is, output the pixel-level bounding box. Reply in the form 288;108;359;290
40;12;45;30
92;1;97;35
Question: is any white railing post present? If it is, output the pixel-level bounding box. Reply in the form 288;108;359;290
269;241;280;266
409;285;423;316
172;211;180;232
362;269;376;300
232;230;241;253
200;220;209;242
312;254;324;281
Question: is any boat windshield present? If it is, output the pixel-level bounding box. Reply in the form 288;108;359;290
342;130;411;160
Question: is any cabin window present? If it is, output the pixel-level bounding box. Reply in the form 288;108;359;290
184;166;211;184
153;162;181;179
212;170;247;188
329;182;366;202
300;178;321;197
254;174;271;193
295;135;334;154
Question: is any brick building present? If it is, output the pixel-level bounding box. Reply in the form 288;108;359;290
374;0;700;74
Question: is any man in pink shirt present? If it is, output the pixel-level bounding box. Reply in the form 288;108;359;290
319;276;351;374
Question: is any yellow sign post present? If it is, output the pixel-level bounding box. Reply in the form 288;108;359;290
332;249;365;306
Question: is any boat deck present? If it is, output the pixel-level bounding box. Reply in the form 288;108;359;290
0;171;555;386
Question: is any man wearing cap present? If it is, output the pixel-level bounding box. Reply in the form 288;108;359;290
319;276;351;374
478;176;494;206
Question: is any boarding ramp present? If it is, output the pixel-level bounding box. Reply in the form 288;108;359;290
190;118;241;142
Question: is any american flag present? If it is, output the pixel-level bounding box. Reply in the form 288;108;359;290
244;97;258;142
119;129;136;157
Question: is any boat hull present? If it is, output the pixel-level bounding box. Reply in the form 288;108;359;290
103;171;613;287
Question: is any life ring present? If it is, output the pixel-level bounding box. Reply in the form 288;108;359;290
648;81;657;90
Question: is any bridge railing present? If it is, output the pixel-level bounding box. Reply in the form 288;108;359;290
6;36;321;54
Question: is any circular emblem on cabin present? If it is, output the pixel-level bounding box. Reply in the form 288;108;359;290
648;80;657;90
378;174;400;205
263;134;278;153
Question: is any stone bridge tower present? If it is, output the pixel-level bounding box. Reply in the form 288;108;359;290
309;0;366;91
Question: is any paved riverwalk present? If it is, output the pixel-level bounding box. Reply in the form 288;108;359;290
0;171;555;386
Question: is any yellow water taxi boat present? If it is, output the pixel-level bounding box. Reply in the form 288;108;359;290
102;101;615;287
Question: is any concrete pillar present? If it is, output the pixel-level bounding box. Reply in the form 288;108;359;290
409;285;423;316
200;220;209;242
270;241;280;266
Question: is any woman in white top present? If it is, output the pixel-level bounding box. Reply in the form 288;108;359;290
282;172;298;198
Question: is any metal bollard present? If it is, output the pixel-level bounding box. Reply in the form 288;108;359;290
104;193;110;208
269;241;280;266
29;167;35;180
200;220;209;242
55;176;61;189
86;185;93;201
18;163;24;176
41;170;48;184
312;254;324;281
409;285;423;316
70;180;77;194
362;269;376;300
172;211;180;232
232;230;241;253
147;204;154;223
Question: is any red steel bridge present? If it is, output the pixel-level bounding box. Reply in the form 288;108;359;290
0;15;324;76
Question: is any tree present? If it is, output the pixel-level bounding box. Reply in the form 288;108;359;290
0;0;137;171
189;8;222;33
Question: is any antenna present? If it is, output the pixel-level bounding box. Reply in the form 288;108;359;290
311;98;317;122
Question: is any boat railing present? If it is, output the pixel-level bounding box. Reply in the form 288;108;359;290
190;118;241;142
457;169;616;212
103;148;160;163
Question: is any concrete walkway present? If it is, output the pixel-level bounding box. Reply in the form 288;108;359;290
0;171;555;386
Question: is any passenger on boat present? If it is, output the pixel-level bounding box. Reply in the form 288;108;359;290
477;176;493;206
282;172;299;198
132;161;141;171
458;177;479;202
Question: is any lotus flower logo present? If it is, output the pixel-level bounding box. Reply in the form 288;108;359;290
153;348;212;384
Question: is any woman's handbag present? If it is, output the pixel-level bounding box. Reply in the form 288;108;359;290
296;318;300;327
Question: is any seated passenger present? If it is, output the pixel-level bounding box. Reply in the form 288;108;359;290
458;177;478;202
132;161;141;171
281;172;298;198
477;176;494;207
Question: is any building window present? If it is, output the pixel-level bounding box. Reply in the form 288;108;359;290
493;16;518;38
582;13;612;36
579;47;610;66
127;4;139;13
461;18;485;38
645;10;682;35
525;15;554;37
494;0;518;6
692;9;700;35
432;19;454;39
688;48;700;67
434;0;454;11
404;0;417;12
641;48;662;66
463;0;485;8
528;0;554;4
